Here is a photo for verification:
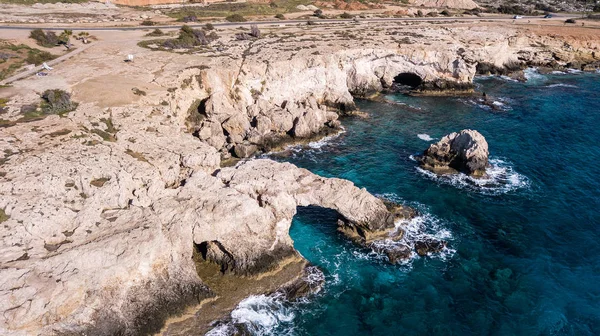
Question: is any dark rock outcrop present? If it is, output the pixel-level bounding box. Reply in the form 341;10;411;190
418;129;489;176
414;239;448;256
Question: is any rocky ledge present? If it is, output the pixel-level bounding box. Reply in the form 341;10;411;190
418;129;489;176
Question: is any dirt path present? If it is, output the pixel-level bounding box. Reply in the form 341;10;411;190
0;41;97;85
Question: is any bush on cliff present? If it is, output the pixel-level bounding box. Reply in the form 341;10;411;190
40;89;78;115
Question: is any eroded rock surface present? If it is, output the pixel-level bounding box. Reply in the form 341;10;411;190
419;129;489;176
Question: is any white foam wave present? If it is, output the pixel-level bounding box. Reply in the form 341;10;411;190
567;68;583;74
416;158;529;195
207;292;295;336
524;68;548;84
499;75;519;82
417;133;435;141
205;324;236;336
546;83;578;88
307;128;346;149
369;195;456;265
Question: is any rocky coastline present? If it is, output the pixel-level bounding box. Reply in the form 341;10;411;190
1;21;599;336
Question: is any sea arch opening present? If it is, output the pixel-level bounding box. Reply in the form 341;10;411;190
393;72;423;88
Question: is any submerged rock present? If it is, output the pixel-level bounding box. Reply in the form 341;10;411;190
418;129;489;176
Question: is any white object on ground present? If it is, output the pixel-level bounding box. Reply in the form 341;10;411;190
42;63;53;71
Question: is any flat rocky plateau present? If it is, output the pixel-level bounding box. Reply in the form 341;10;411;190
0;18;599;335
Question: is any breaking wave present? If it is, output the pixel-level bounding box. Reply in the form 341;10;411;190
524;68;548;85
416;158;530;195
546;83;578;88
206;293;295;336
206;266;325;336
368;194;456;266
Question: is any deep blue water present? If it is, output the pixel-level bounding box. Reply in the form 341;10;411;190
215;71;600;336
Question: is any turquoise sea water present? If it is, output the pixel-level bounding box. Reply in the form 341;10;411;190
212;71;600;336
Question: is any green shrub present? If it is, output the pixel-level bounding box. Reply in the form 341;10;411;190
275;13;285;20
226;14;246;22
340;12;353;19
141;20;156;26
25;49;55;65
440;10;450;16
162;25;218;49
29;29;59;47
40;89;78;115
146;28;165;37
205;23;215;30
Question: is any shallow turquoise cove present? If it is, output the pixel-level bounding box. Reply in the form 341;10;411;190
267;72;600;336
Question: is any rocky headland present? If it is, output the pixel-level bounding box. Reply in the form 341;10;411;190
0;20;599;335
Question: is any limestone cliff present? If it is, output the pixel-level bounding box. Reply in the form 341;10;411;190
0;22;598;335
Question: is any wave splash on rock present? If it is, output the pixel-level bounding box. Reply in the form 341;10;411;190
417;133;435;141
416;157;530;195
365;195;455;266
206;266;324;336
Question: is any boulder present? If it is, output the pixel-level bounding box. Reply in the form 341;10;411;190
414;239;447;256
418;129;489;176
233;142;258;158
385;244;412;264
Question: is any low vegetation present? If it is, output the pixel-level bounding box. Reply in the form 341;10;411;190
226;14;247;22
163;25;219;49
30;29;73;48
140;25;220;51
145;29;165;37
41;89;78;115
30;29;59;48
166;0;308;20
0;42;57;81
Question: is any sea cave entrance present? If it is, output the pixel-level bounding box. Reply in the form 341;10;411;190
393;72;423;88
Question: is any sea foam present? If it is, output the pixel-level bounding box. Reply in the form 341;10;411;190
370;194;456;265
416;158;530;195
206;292;295;336
417;133;435;141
